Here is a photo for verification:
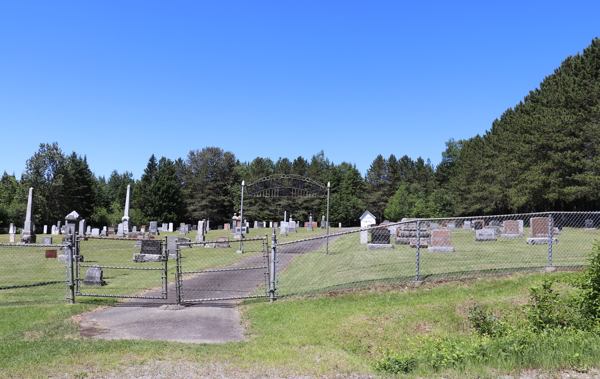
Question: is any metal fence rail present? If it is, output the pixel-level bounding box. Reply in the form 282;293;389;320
0;242;68;306
176;237;271;303
275;211;600;298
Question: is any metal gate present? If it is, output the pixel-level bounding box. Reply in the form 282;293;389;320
76;236;169;300
175;236;275;303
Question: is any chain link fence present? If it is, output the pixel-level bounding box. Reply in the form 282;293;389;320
176;237;271;303
275;211;600;297
76;236;168;300
0;242;69;306
1;211;598;306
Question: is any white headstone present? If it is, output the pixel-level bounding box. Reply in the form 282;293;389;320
43;225;48;234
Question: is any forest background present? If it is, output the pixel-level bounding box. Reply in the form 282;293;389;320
1;39;599;230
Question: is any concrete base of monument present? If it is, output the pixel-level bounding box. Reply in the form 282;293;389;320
584;228;597;231
367;243;393;250
236;250;244;254
132;253;163;263
500;234;523;239
428;246;455;253
527;238;558;245
475;238;497;242
545;266;557;273
58;254;84;262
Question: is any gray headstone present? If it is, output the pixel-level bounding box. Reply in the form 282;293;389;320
83;267;105;286
476;228;497;242
463;221;472;229
91;228;100;236
42;236;52;244
116;223;124;237
79;219;86;236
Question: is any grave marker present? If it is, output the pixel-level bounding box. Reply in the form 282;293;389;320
429;229;455;252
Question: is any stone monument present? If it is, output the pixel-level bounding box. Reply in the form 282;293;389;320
527;217;558;245
21;187;36;243
120;184;131;237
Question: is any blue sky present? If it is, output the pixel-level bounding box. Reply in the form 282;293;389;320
1;1;598;180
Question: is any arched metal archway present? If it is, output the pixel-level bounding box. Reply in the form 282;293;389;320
245;174;327;198
238;174;332;253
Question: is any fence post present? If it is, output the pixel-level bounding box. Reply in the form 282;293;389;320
163;237;168;299
67;228;76;304
175;240;182;304
547;214;553;269
270;229;277;302
416;221;421;282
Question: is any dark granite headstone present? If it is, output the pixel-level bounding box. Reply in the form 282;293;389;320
372;228;391;244
140;239;161;255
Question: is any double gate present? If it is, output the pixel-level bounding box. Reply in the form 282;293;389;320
75;235;276;304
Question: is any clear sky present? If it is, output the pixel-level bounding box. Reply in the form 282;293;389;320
1;1;598;180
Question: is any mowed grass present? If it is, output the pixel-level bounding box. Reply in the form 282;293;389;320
276;227;599;296
2;272;599;378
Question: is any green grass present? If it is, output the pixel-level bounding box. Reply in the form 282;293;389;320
1;272;599;378
276;227;598;296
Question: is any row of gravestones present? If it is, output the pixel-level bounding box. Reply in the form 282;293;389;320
363;216;599;253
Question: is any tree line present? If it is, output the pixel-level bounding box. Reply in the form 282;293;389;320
1;38;599;230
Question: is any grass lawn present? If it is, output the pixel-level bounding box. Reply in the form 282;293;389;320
1;271;599;378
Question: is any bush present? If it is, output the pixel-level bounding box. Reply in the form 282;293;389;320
468;303;505;337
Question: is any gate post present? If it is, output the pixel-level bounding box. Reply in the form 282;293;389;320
162;237;168;299
175;240;182;304
67;228;76;304
416;221;421;282
270;229;277;302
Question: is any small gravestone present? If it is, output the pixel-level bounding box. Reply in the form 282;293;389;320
141;225;147;233
463;221;472;229
51;225;58;235
45;250;57;258
489;220;500;227
288;221;297;233
269;221;273;228
216;236;229;248
501;220;522;238
150;221;159;235
168;222;173;232
107;227;115;235
446;222;456;230
86;225;91;235
166;236;181;259
368;228;393;250
429;222;440;230
307;215;313;231
132;226;137;233
178;237;192;248
476;228;497;242
43;225;48;234
79;219;86;236
224;223;230;230
83;267;106;286
162;223;168;232
42;236;52;244
218;225;223;230
527;217;558;245
91;228;100;236
585;219;596;231
473;220;484;230
116;223;125;237
339;223;342;228
429;229;455;252
279;225;287;236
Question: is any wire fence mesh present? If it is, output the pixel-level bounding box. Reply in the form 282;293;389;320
1;211;598;306
76;236;168;300
0;242;68;306
176;237;270;302
275;211;600;297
